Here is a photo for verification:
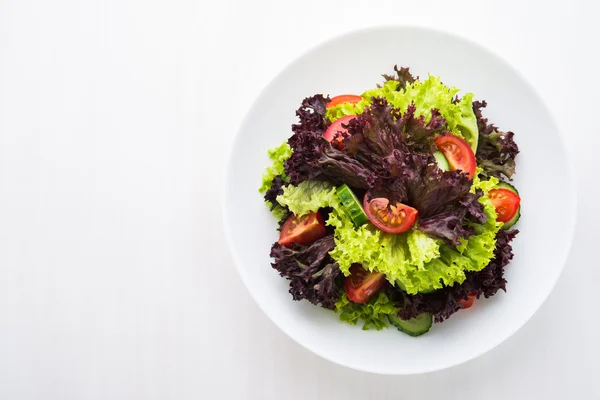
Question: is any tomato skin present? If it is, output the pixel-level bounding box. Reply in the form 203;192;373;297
327;94;362;109
344;265;386;304
278;211;327;247
488;188;521;223
363;194;418;234
324;115;356;147
459;293;476;309
435;134;476;179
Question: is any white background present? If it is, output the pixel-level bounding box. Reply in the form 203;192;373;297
1;0;599;398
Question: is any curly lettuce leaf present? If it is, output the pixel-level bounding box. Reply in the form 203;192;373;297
259;142;293;220
454;172;502;261
434;199;498;277
292;94;330;136
327;74;479;152
342;97;447;158
285;126;376;189
327;201;445;294
270;235;342;310
335;292;398;330
382;148;486;245
325;100;368;122
381;65;417;91
473;100;519;180
259;142;292;194
263;175;285;209
276;181;337;216
285;94;376;188
328;220;444;293
407;230;441;269
264;201;289;220
398;229;518;322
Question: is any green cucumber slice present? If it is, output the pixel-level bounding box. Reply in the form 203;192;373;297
502;206;521;229
433;151;450;171
495;182;521;229
336;184;369;227
497;181;519;195
388;313;433;337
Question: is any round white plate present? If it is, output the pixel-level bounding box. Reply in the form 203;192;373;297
223;26;576;374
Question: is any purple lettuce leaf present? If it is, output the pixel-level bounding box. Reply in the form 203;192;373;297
343;97;408;156
473;100;519;180
417;210;474;245
402;104;447;154
285;129;376;189
270;235;343;310
381;65;417;91
285;97;376;189
291;94;330;136
417;189;486;245
382;149;486;245
263;175;286;206
343;98;447;158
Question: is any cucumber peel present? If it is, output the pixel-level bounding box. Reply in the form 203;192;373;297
388;313;433;337
496;182;521;229
336;184;369;227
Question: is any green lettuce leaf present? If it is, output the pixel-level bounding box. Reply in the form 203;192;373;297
258;142;292;194
276;181;337;216
335;292;398;330
264;201;289;220
440;171;503;277
326;76;479;151
328;219;444;294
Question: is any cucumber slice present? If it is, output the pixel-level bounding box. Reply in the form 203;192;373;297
433;151;450;171
502;207;520;229
495;182;521;229
336;184;369;227
497;181;519;195
388;313;433;337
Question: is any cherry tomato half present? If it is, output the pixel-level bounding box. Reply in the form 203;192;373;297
278;211;327;247
459;293;476;309
323;115;356;148
326;94;363;109
344;264;386;304
488;188;521;223
435;134;476;179
363;194;418;234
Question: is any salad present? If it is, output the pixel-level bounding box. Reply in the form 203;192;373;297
259;66;520;336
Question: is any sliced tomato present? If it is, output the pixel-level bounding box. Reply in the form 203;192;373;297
459;293;476;309
435;134;476;179
488;188;521;223
327;94;362;109
344;264;386;304
363;193;418;234
278;211;326;247
323;115;356;148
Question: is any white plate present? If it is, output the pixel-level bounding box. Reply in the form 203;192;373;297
222;26;576;374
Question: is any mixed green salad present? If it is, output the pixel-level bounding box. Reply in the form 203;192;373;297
259;66;520;336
